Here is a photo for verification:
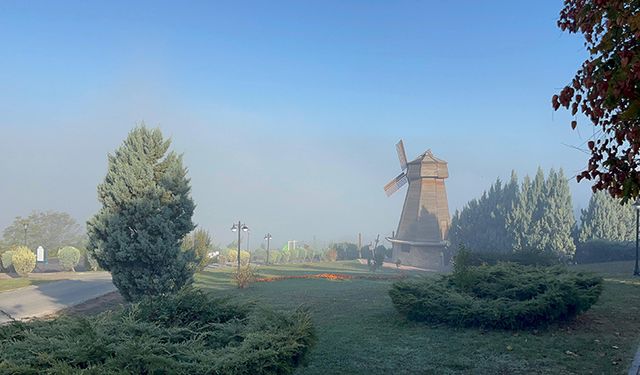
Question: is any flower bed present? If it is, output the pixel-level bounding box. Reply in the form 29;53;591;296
256;273;406;283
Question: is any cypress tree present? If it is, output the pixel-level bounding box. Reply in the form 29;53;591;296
579;191;635;242
508;175;533;251
451;168;577;258
87;126;196;301
449;173;518;253
537;169;576;255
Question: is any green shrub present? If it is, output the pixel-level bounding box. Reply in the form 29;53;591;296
374;246;386;268
1;251;14;272
11;247;36;277
58;246;81;271
0;288;315;374
575;240;636;264
453;248;560;267
224;249;250;266
389;262;603;330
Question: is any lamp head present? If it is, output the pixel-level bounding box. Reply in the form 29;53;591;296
241;225;249;232
231;224;238;232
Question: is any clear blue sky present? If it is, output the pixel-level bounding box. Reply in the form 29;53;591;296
0;1;592;247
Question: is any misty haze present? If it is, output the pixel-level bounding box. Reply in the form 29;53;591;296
1;1;639;374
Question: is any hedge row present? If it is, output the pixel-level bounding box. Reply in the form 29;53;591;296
389;263;603;330
574;240;637;264
0;288;315;374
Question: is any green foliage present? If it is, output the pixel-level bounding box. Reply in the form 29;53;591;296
575;240;637;264
58;246;81;271
390;263;602;330
224;249;250;266
251;248;267;263
1;251;14;272
11;246;36;277
86;252;100;271
0;288;315;374
449;172;519;253
234;265;256;288
450;168;576;258
181;228;214;271
366;245;387;272
2;211;85;253
87;126;196;302
509;168;576;256
332;242;359;260
578;191;635;243
454;248;560;267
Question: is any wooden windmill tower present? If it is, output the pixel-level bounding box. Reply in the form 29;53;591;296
384;140;450;269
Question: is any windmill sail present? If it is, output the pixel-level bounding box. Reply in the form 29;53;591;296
384;172;408;197
396;140;408;171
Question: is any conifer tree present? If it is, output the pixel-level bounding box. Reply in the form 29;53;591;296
579;191;635;243
449;172;519;253
508;175;533;251
537;169;576;255
87;126;196;301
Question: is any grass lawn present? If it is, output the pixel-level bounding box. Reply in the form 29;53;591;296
196;261;640;375
0;278;52;292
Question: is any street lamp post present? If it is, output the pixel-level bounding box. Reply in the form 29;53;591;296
23;222;28;248
634;200;640;276
231;222;249;272
264;233;272;265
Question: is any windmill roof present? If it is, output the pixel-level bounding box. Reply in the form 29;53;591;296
409;149;447;165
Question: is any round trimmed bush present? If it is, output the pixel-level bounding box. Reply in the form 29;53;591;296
389;262;603;330
1;251;14;272
58;246;81;271
11;247;36;277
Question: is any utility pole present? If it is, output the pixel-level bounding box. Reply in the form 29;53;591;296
358;232;362;258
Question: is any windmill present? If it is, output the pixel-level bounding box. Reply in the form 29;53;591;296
384;140;451;269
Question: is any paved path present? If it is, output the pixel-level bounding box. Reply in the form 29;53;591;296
0;273;115;323
356;259;440;272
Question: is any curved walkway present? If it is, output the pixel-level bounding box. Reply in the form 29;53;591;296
0;272;114;323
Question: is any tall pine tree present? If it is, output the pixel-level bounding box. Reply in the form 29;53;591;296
578;191;635;243
87;126;196;301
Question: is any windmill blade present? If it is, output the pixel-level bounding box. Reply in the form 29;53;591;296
396;140;408;171
384;172;408;197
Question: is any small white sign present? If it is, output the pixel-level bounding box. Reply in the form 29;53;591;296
36;246;44;262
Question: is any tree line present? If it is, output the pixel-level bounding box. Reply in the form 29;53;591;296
449;167;636;258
